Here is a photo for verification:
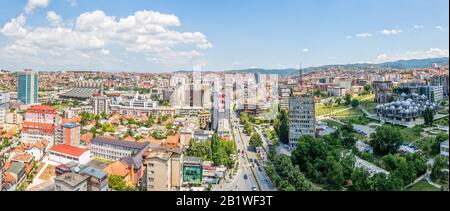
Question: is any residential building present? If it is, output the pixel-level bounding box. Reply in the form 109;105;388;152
24;105;57;124
17;69;39;105
198;111;211;130
90;137;152;161
79;165;109;191
21;122;55;144
56;123;81;146
54;172;89;191
0;108;7;124
143;147;183;191
49;144;91;165
91;95;111;115
280;88;291;111
288;95;316;146
0;91;10;109
6;112;23;125
441;140;449;158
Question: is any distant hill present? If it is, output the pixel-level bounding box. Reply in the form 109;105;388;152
224;57;449;76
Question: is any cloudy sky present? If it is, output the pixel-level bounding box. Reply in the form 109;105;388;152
0;0;448;72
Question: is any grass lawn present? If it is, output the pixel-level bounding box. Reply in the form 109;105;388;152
322;119;344;129
434;117;449;126
386;124;424;143
316;104;350;116
407;181;440;191
39;165;56;181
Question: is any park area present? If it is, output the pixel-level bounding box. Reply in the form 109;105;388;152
406;181;440;191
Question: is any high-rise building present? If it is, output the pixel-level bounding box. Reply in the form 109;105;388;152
431;74;449;97
17;69;39;105
0;91;10;109
289;95;316;147
280;88;291;111
56;123;81;146
91;95;110;115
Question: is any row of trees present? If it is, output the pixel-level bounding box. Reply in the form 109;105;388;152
187;134;237;168
273;107;289;144
240;112;263;148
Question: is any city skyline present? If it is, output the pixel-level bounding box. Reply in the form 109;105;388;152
0;0;449;72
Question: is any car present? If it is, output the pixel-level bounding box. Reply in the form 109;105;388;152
238;149;241;153
258;167;262;172
244;174;248;180
252;185;257;191
249;158;253;163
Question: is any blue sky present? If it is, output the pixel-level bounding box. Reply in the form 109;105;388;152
0;0;448;72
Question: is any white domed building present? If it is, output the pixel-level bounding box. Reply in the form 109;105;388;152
375;93;439;122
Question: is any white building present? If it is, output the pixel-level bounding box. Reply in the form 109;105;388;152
441;140;449;158
49;144;91;165
0;108;7;124
91;95;111;115
355;156;390;176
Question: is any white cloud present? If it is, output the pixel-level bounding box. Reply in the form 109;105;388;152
46;11;62;27
436;26;445;31
346;35;352;40
375;48;449;62
381;29;402;35
25;0;51;14
414;25;424;29
355;33;372;38
0;10;212;69
302;48;309;53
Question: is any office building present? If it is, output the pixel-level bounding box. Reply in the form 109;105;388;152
182;157;203;186
431;74;449;96
17;69;39;105
288;95;316;146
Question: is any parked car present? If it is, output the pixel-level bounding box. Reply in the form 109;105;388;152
244;174;248;180
252;185;257;191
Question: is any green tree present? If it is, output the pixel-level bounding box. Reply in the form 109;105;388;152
249;133;263;148
326;158;345;189
370;125;402;155
277;110;289;144
335;98;342;106
344;93;352;105
108;175;134;191
423;108;434;126
351;99;360;108
363;84;373;94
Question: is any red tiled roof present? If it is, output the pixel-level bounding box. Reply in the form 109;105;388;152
80;132;94;144
11;154;33;163
50;144;88;157
26;105;57;113
22;121;55;129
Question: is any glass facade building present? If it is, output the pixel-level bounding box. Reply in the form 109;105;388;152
17;70;39;105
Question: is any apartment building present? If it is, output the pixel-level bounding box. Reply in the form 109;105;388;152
143;147;183;191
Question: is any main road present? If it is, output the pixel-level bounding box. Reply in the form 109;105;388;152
213;112;276;191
